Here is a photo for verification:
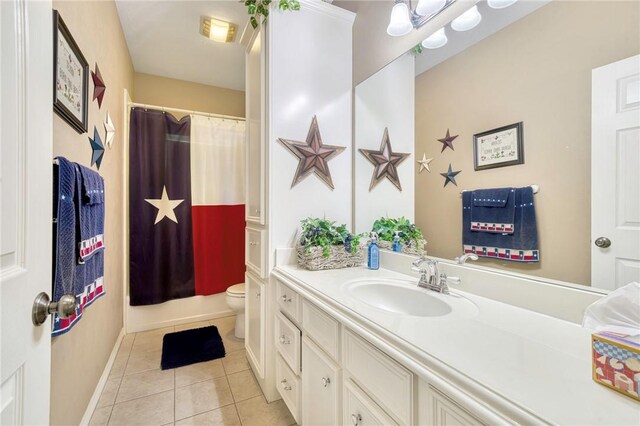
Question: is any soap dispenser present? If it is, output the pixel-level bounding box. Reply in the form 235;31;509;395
368;232;380;270
392;231;402;253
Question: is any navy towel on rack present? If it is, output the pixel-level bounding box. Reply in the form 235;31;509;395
462;186;539;262
470;188;515;234
52;157;106;336
76;164;105;262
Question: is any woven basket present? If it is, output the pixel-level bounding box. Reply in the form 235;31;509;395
297;243;365;271
377;239;427;256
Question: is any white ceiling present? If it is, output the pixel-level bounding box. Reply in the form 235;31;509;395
116;0;248;91
415;0;551;76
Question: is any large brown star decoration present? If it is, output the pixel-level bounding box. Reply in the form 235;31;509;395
359;127;410;191
278;116;345;190
438;128;458;152
91;63;106;109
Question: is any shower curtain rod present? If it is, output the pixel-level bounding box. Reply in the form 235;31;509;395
128;101;245;122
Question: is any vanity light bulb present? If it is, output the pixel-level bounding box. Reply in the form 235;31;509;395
451;5;482;32
421;28;448;49
416;0;447;17
387;2;413;37
487;0;518;9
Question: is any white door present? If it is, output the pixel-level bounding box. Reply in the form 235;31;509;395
1;0;53;424
245;272;264;379
301;336;341;426
592;55;640;290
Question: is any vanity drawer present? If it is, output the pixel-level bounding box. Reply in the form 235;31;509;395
429;385;487;426
302;299;340;361
344;379;398;426
275;311;301;372
276;353;301;424
276;279;302;323
343;329;413;425
245;226;266;278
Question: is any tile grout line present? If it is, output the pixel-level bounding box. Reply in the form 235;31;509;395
104;332;136;425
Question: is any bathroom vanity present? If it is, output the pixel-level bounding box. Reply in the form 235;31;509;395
270;260;639;425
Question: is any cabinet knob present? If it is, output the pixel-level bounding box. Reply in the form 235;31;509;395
281;295;291;303
256;291;261;298
280;379;292;391
351;413;362;426
279;335;290;345
321;377;331;387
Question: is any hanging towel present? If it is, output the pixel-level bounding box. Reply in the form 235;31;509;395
462;186;539;262
52;157;106;336
470;187;515;233
76;164;105;263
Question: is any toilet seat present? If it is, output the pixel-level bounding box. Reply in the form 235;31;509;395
226;283;245;297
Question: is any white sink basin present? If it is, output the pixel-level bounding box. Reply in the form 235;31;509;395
345;278;478;318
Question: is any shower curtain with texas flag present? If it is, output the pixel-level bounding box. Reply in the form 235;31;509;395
129;108;246;305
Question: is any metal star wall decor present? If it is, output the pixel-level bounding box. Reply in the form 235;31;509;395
89;126;105;170
359;127;410;191
104;112;115;149
440;163;461;187
438;129;458;153
91;63;106;109
278;115;345;190
417;153;433;173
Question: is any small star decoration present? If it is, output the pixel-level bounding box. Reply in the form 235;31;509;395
440;163;461;187
144;186;184;224
437;129;458;153
104;112;115;149
417;153;433;173
359;127;410;191
278;115;345;190
91;63;106;108
89;126;105;170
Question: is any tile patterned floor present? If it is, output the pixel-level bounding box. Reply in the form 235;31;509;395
90;316;296;426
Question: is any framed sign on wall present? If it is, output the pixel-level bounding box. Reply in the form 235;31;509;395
53;10;88;134
473;122;524;171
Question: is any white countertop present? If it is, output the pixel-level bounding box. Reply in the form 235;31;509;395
273;265;640;426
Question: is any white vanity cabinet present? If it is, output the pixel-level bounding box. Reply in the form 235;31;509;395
272;272;515;426
301;336;342;426
245;273;265;378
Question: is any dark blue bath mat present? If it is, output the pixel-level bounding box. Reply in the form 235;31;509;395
161;325;226;370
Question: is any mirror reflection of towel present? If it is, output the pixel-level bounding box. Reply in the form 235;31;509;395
470;188;515;234
462;186;539;262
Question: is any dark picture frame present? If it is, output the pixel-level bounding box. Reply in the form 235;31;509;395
53;10;88;134
473;122;524;171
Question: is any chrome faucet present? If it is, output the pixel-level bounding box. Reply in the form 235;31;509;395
455;253;479;264
412;256;449;294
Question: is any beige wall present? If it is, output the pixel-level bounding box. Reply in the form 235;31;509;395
134;73;245;118
51;1;134;425
415;0;639;285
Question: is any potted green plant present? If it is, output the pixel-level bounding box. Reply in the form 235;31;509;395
297;217;365;270
244;0;300;29
371;216;426;256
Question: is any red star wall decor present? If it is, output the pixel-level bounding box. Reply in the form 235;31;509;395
438;128;458;152
91;63;106;108
278;116;346;190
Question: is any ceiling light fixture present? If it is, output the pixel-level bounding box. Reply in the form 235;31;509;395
487;0;518;9
386;0;455;37
200;16;237;43
421;27;448;49
451;5;482;32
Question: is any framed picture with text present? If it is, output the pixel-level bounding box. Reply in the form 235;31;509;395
53;10;88;134
473;122;524;171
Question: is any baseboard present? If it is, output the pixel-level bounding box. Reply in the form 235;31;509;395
79;327;125;426
127;309;235;333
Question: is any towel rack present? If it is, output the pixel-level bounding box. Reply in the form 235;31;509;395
53;159;59;165
460;184;539;195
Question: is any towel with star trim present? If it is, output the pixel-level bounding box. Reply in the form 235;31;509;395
462;186;539;262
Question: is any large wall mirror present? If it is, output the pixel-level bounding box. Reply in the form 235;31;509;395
354;0;640;291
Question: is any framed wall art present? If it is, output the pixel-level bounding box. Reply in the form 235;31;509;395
473;122;524;171
53;10;89;134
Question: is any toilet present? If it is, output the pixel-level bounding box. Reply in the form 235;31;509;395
225;283;245;339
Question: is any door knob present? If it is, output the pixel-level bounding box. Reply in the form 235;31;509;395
595;237;611;248
32;292;76;326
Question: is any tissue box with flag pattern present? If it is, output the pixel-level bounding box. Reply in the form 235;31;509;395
592;331;640;401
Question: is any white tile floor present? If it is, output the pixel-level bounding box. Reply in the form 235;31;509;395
90;316;296;426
